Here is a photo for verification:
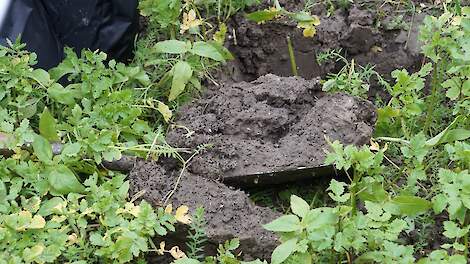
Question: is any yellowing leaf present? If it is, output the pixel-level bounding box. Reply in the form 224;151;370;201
303;26;316;38
157;241;166;255
175;205;192;224
157;101;173;122
67;233;79;245
28;215;46;229
165;204;173;214
23;244;45;263
169;246;187;259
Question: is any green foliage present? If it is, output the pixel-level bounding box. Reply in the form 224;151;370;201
246;0;320;38
320;51;388;99
0;39;181;263
186;207;208;260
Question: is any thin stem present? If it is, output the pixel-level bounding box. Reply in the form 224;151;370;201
286;36;298;76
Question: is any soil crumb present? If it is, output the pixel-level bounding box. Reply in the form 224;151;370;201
167;74;376;181
129;161;280;260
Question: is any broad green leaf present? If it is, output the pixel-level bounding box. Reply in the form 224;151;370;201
32;135;53;164
271;238;298;264
47;83;77;105
432;194;448;214
47;165;85;195
169;61;193;101
246;9;281;23
61;143;81;157
39;108;59;142
290;195;310;218
443;221;469;239
263;215;301;232
38;197;66;216
155;40;190;54
29;69;51;86
389;195;431;216
190;42;225;62
426;115;464;146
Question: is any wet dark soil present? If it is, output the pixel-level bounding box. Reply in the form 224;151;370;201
167;74;376;181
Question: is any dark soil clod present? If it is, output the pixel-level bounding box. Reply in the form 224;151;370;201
167;74;376;184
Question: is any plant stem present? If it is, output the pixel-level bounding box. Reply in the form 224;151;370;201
286;36;298;76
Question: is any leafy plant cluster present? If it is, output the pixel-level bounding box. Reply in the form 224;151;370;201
260;6;470;264
0;0;267;262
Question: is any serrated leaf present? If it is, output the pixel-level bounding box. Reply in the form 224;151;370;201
290;195;310;218
263;215;301;232
39;108;59;142
271;238;298;264
190;42;225;62
155;40;190;54
169;61;193;101
46;165;85;195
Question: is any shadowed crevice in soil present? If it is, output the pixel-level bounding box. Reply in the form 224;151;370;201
129;161;280;261
167;74;376;181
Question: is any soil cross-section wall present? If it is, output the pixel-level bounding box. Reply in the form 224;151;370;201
167;74;376;181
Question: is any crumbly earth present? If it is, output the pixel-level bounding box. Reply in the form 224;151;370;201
167;74;376;181
129;160;280;261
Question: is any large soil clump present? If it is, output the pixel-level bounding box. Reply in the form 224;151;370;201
167;74;376;182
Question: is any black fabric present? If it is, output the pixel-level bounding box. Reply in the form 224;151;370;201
0;0;138;69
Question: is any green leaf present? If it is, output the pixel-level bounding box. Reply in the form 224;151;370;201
263;215;301;232
39;108;59;142
426;116;465;146
47;83;77;105
154;40;190;54
190;42;225;62
29;69;51;86
46;165;85;195
61;143;81;157
32;135;53;164
443;221;469;239
290;195;310;218
38;197;66;216
246;9;281;23
389;195;431;216
169;61;193;101
271;238;298;264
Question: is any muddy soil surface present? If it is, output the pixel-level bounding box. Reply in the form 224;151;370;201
167;74;376;181
223;0;426;85
129;161;280;261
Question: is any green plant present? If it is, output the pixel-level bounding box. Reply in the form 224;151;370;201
320;50;389;99
186;207;208;260
246;0;320;38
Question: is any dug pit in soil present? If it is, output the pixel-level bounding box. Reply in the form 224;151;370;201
166;74;376;185
130;75;376;261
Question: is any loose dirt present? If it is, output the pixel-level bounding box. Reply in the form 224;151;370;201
167;74;376;181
